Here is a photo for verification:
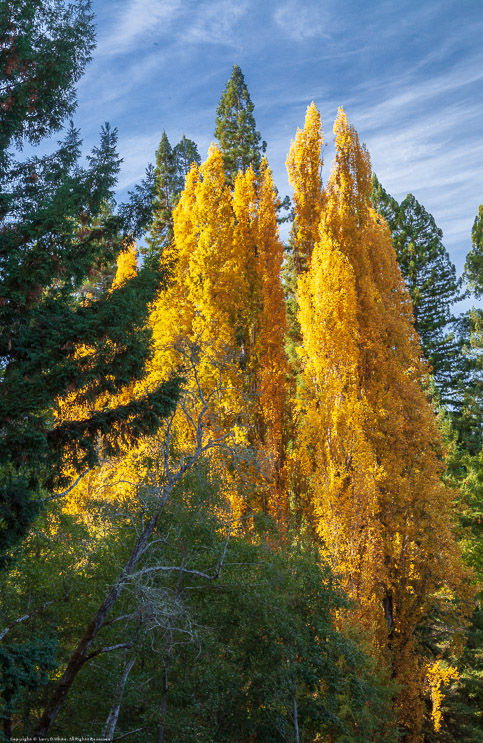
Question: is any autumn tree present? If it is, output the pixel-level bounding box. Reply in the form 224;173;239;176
286;101;323;275
147;145;287;520
282;103;325;524
294;106;468;741
252;160;288;518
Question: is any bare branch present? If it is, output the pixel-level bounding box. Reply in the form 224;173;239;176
113;728;144;741
41;470;92;503
102;613;137;628
84;640;136;663
130;565;218;581
0;601;54;642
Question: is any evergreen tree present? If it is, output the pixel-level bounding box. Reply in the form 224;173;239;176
465;205;483;299
371;177;463;408
173;133;200;192
146;131;199;256
0;0;180;563
214;64;266;183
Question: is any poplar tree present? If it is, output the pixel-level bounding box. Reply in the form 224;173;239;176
148;146;287;518
294;107;468;741
214;64;266;184
286;102;323;275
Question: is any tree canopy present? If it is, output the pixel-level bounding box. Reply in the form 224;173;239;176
0;25;480;743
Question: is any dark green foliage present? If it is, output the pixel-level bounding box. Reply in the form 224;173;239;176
118;164;158;239
0;0;180;561
465;205;483;299
450;310;482;455
421;599;483;742
0;637;57;740
441;606;483;743
0;477;40;570
34;468;395;742
433;370;483;743
145;132;200;256
214;64;266;184
174;134;200;190
371;176;463;409
0;0;94;153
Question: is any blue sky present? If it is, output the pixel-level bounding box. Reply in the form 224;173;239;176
74;0;483;283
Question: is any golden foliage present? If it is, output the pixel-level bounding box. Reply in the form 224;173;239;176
110;242;138;291
147;146;288;519
426;660;459;732
293;106;470;739
286;102;323;274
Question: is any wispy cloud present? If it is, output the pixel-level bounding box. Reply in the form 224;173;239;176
274;1;332;41
182;0;250;46
353;64;483;133
80;0;483;279
97;0;182;56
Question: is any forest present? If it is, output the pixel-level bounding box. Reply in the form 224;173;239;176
0;2;482;742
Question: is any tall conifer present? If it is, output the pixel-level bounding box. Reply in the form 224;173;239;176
371;177;462;407
465;205;483;298
146;131;200;256
0;0;179;561
214;64;266;184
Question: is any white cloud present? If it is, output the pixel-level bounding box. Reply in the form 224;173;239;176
182;0;250;46
353;64;483;134
274;1;332;41
97;0;182;56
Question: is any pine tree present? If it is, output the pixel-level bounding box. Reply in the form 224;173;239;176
295;107;468;741
0;0;180;563
173;134;200;192
465;204;483;299
145;132;200;257
371;177;462;407
214;64;266;184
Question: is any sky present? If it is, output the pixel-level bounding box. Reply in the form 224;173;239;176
73;0;483;287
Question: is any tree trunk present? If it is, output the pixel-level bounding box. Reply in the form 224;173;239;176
293;688;300;743
34;505;163;738
103;655;136;741
156;660;169;743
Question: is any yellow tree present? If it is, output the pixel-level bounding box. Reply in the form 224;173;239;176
147;146;287;520
109;242;138;291
253;160;288;521
296;107;469;740
148;146;243;430
286;101;323;274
